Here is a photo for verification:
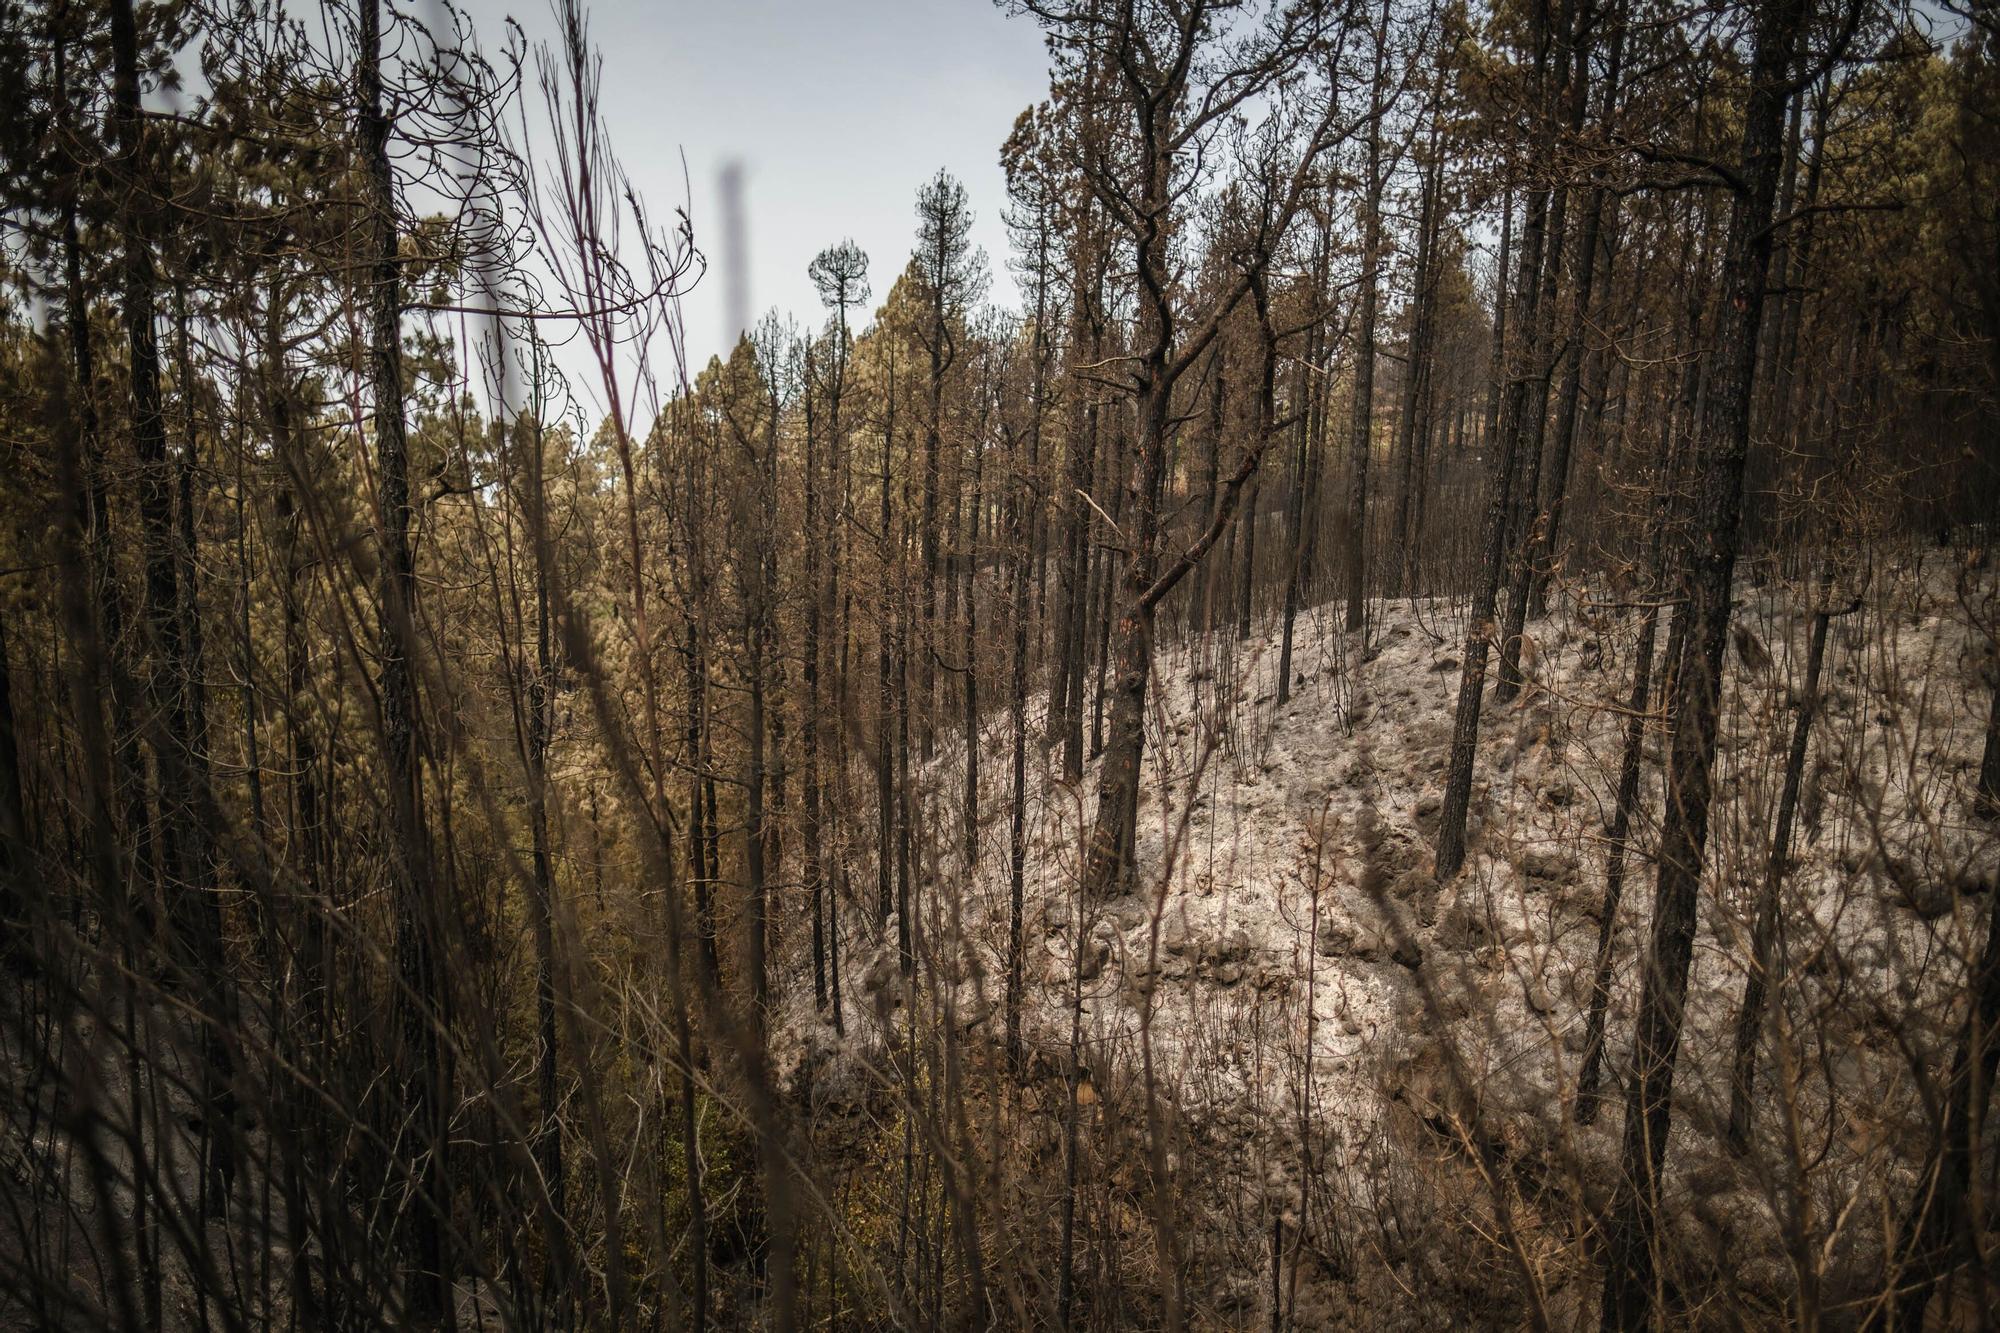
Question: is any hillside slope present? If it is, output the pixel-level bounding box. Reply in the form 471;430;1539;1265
786;556;1999;1325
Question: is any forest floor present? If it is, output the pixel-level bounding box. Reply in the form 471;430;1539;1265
784;550;1999;1325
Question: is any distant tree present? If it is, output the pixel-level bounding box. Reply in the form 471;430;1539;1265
911;171;985;761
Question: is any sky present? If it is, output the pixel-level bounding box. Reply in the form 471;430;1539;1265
459;0;1053;401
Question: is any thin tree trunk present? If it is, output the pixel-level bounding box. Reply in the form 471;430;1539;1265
1281;209;1330;702
879;361;899;931
746;502;772;1029
522;413;566;1240
1495;167;1574;704
1575;600;1659;1124
1006;448;1032;1072
1346;38;1387;634
1237;466;1260;643
63;123;157;949
265;308;330;1326
685;612;721;992
1726;586;1845;1149
1435;21;1557;881
1393;134;1443;594
1198;347;1228;635
804;341;827;1012
1279;346;1312;705
896;486;916;979
357;0;449;1312
1529;18;1625;620
1598;3;1811;1322
829;324;850;1037
1484;187;1515;451
1089;416;1124;763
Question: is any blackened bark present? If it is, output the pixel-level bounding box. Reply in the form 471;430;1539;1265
1281;209;1332;702
1088;419;1125;763
522;414;566;1236
896;543;914;976
1726;589;1845;1149
1440;0;1576;871
66;178;155;933
963;410;984;878
1081;405;1160;899
1061;230;1105;782
1080;264;1282;900
804;341;827;1012
1278;350;1313;705
1345;38;1387;634
1484;188;1515;451
1495;168;1573;704
357;0;449;1314
1237;466;1260;643
878;362;898;928
685;614;721;992
111;0;241;1270
1198;347;1228;635
1598;2;1811;1323
827;323;850;1038
170;285;240;1219
746;443;774;1031
112;0;218;976
1392;136;1443;593
1575;601;1658;1124
1529;20;1625;621
1006;448;1032;1073
1435;161;1552;881
921;375;941;768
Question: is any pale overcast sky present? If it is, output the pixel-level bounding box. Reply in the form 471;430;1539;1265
459;0;1051;394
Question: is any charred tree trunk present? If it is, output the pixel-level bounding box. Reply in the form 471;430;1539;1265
879;359;898;929
1089;419;1125;764
358;0;450;1313
962;405;984;877
1080;229;1284;899
1281;206;1332;703
1434;13;1559;882
1198;347;1228;636
685;609;721;992
1726;587;1848;1149
1598;2;1811;1323
1237;464;1260;644
62;109;157;956
1575;599;1659;1124
804;341;827;1012
1345;41;1387;634
1495;161;1574;703
519;412;566;1240
1058;227;1104;782
112;0;226;1029
1484;187;1515;451
1278;350;1313;706
1006;456;1033;1074
1529;18;1626;621
1393;129;1443;594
